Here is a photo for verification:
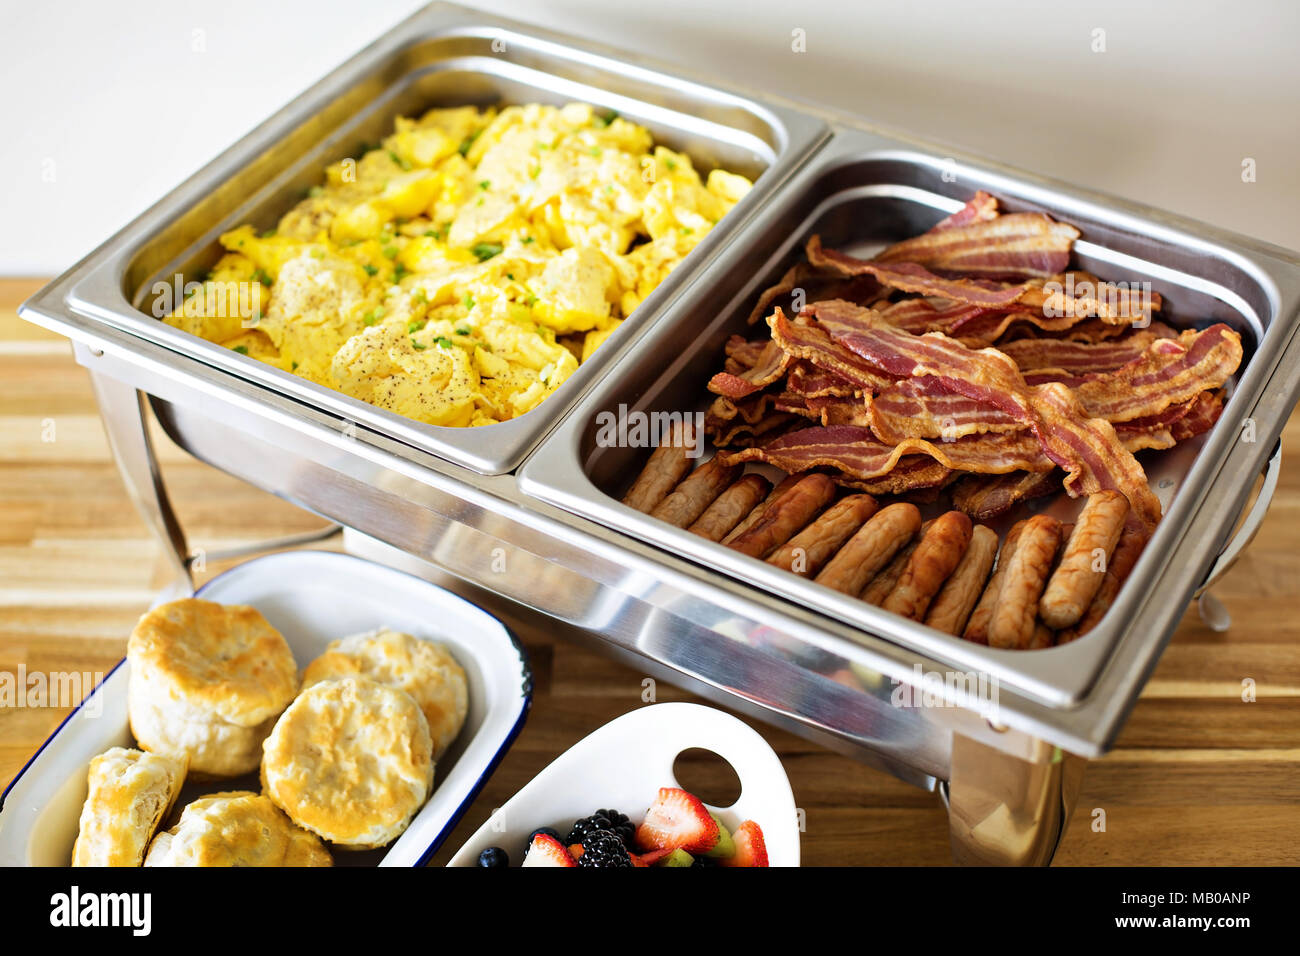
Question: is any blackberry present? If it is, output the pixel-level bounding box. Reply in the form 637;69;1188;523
566;809;635;848
576;829;633;868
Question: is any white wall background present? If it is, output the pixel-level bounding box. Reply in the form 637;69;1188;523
1;0;1296;276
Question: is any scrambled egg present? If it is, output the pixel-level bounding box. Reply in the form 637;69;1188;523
166;102;753;426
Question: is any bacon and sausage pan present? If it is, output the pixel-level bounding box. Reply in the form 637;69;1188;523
21;5;1300;763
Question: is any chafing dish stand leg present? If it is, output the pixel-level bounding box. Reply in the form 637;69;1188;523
87;369;194;601
946;733;1086;866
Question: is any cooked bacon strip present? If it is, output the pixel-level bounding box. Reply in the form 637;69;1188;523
869;377;1020;443
1015;274;1160;326
931;191;1000;231
836;458;956;496
786;361;859;398
876;213;1079;280
776;392;872;428
998;316;1131;345
808;299;1163;530
716;424;1053;483
745;260;881;325
707;339;793;399
768;309;897;392
950;471;1061;521
810;239;1032;309
1003;325;1176;381
1170;390;1224;441
707;410;799;449
1073;324;1242;423
875;297;994;335
723;335;772;375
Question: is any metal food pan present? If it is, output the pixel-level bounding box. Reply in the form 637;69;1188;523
519;125;1300;709
36;1;826;475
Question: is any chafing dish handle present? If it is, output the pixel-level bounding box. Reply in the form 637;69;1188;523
1194;439;1281;631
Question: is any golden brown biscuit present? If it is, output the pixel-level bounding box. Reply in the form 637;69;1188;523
71;748;187;867
302;628;468;759
261;677;434;849
143;791;331;867
127;599;299;777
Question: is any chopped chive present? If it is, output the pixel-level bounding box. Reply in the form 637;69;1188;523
362;264;379;276
433;336;456;348
458;130;481;156
232;344;249;355
412;289;427;304
593;110;619;128
259;228;277;239
291;360;299;370
411;339;427;350
386;149;411;170
252;268;273;286
393;263;409;282
526;293;538;308
408;320;425;333
454;326;471;335
478;179;491;191
308;185;324;198
471;242;503;262
463;295;475;310
522;236;534;245
382;244;399;259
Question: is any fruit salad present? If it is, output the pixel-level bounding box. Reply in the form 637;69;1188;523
476;787;768;868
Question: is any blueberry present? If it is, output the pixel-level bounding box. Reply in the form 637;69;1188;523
477;846;509;868
528;826;561;845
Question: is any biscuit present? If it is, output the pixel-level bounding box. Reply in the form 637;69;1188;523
127;598;299;777
71;747;188;867
261;677;434;849
143;790;331;867
302;628;468;759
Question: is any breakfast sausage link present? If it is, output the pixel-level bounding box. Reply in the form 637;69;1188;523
650;458;742;528
1057;528;1148;643
768;494;879;577
815;503;921;596
861;517;935;606
987;514;1063;650
722;474;801;544
1038;491;1131;629
964;519;1028;645
726;473;837;559
688;474;772;542
925;524;999;636
882;512;974;622
622;420;699;513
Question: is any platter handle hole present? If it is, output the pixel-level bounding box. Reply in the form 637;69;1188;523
671;748;742;810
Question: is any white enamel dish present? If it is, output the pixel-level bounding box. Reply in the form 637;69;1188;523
447;702;800;866
0;550;532;867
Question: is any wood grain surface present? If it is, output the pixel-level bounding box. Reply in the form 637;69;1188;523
2;277;1296;866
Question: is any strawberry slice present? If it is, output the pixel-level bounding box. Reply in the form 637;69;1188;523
635;787;720;854
719;820;768;867
522;833;578;867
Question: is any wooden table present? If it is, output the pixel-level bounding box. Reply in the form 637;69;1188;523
2;277;1296;866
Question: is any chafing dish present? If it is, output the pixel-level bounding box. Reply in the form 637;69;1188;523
20;2;1300;864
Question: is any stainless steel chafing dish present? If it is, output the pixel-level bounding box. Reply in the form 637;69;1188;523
21;2;1300;865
